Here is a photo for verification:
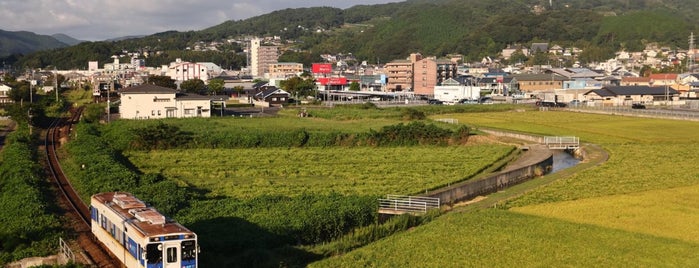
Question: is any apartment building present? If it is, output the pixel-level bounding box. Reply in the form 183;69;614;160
268;62;303;79
413;57;458;96
385;53;422;92
250;38;279;78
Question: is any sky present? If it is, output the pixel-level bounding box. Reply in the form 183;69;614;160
0;0;401;41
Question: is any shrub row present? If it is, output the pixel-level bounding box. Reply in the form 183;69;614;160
65;122;189;215
102;120;469;150
0;127;62;264
177;193;378;267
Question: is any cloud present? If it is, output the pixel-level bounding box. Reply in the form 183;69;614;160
0;0;400;41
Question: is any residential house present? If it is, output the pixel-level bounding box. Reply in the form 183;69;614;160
531;43;549;54
583;86;679;106
476;76;516;95
546;68;605;80
253;86;291;106
501;45;530;59
648;73;678;87
119;84;212;119
0;83;12;104
620;77;652;86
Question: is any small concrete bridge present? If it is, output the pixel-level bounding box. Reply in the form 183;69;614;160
378;195;440;215
543;136;579;150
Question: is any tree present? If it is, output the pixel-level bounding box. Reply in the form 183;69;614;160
180;79;206;94
8;81;31;103
280;76;316;98
147;75;176;89
232;85;245;97
349;81;360;91
208;78;225;95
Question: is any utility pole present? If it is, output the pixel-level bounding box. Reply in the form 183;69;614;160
29;69;34;104
54;67;59;101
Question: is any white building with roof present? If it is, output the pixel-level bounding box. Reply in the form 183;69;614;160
119;84;212;119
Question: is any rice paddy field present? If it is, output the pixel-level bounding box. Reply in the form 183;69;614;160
125;145;515;199
311;109;699;267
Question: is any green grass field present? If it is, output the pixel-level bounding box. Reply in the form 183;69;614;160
125;145;515;199
312;109;699;266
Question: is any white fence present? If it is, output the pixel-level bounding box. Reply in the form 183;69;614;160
543;136;579;149
435;118;458;124
378;195;440;214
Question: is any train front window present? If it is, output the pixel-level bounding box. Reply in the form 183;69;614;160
166;246;177;263
182;240;196;261
146;243;162;264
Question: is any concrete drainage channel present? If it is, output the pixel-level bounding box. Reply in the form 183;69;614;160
429;127;603;211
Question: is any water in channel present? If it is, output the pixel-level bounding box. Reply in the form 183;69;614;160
551;150;581;173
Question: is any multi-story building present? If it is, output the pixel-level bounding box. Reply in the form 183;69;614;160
385;53;422;92
413;57;458;96
250;38;279;78
268;62;303;79
167;61;212;83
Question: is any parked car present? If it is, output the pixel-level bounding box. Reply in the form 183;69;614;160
632;103;646;109
428;99;443;105
458;99;478;104
569;99;582;106
536;101;567;108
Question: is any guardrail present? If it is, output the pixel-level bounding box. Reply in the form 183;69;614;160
543;136;579;149
59;237;74;263
378;195;440;215
568;106;699;121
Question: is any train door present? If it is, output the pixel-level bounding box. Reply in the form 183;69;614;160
163;242;180;268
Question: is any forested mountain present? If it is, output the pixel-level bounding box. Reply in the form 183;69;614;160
51;34;84;46
5;0;699;70
0;30;69;57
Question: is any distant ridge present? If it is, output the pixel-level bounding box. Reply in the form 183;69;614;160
105;35;147;42
52;33;84;46
0;29;69;57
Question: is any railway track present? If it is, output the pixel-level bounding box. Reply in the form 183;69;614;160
44;107;119;268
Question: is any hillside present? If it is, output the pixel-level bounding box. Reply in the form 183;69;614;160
5;0;699;69
0;29;69;57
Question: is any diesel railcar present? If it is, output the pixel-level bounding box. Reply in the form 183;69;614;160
90;192;198;268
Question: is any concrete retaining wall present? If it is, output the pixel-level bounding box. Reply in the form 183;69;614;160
424;128;554;204
424;155;552;204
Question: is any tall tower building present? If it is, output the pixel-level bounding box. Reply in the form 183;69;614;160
250;38;279;78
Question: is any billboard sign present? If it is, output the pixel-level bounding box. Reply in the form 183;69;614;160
312;63;333;74
317;77;347;85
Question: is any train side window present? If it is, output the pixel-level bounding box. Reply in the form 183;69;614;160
146;243;163;264
166;247;177;263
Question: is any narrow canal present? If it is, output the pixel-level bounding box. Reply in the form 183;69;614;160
551;150;581;173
